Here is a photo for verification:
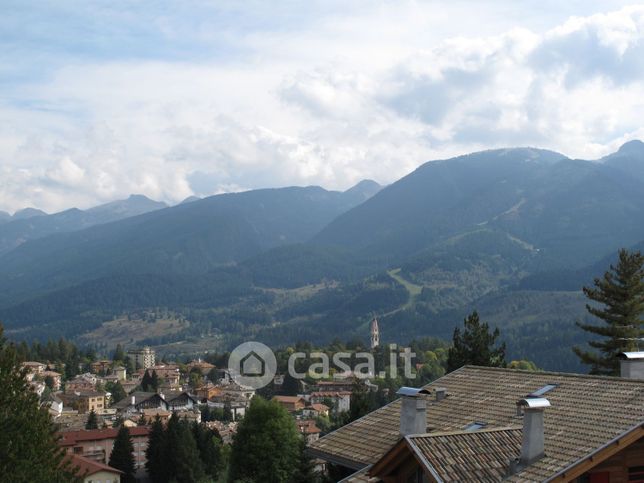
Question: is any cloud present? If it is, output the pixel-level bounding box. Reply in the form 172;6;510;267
1;2;643;212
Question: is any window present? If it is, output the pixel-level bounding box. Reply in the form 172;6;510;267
528;384;558;397
464;421;487;431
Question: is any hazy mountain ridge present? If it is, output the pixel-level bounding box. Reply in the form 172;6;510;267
0;194;167;255
2;143;644;372
0;182;381;305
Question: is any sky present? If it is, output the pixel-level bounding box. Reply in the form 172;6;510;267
2;1;644;213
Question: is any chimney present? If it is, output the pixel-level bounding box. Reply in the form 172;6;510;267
512;397;550;472
131;395;136;405
618;352;644;379
435;387;447;402
396;387;430;436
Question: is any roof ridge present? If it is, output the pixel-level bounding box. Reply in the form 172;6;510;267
454;365;644;384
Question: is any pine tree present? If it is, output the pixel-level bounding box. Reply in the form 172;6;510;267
151;369;160;391
573;248;644;375
113;344;126;362
192;421;223;479
0;324;78;482
109;425;136;483
109;381;127;405
446;311;506;372
141;370;153;392
85;409;99;429
229;397;302;482
165;414;205;483
145;416;168;483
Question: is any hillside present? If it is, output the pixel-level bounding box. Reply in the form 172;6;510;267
0;182;380;305
2;143;644;372
0;194;167;255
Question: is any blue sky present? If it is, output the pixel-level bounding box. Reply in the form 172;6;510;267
2;1;644;212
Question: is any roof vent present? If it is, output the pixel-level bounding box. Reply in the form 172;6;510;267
618;352;644;380
396;387;430;436
435;387;447;401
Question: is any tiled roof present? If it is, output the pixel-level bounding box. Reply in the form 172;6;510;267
273;396;304;403
309;366;644;481
406;427;522;482
58;426;150;446
67;454;122;477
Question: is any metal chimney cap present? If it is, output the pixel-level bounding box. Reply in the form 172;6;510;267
396;387;431;397
517;397;550;409
618;351;644;360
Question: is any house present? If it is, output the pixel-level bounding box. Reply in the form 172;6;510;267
58;427;150;479
308;391;351;413
309;357;644;482
303;403;330;419
296;419;322;444
146;364;181;387
67;453;122;483
220;381;255;401
196;382;222;400
42;370;62;390
273;395;306;413
66;373;99;393
186;359;215;374
112;391;198;416
72;391;105;414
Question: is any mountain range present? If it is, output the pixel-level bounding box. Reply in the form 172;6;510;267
1;141;644;372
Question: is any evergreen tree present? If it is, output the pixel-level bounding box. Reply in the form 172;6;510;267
228;397;302;483
292;438;317;483
109;425;136;483
145;416;168;483
85;409;99;429
141;370;153;392
113;344;126;362
108;381;127;405
446;311;506;372
0;324;78;482
151;369;160;391
165;414;205;483
573;248;644;375
192;421;223;479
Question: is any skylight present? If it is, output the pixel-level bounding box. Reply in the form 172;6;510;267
528;384;557;397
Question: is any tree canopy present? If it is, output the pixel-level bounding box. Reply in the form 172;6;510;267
109;425;136;483
228;397;304;483
446;311;506;372
574;248;644;375
0;323;78;482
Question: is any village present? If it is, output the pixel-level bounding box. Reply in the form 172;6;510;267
21;343;368;481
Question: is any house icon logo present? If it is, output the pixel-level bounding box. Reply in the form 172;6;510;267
228;341;277;389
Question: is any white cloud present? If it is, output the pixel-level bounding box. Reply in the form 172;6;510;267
1;2;644;213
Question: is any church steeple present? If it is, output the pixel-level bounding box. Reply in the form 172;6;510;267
370;317;380;349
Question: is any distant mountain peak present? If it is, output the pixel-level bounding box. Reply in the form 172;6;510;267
343;179;382;202
617;139;644;155
12;207;47;220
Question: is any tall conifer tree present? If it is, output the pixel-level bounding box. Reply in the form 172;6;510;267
447;311;506;372
109;425;136;483
0;324;78;482
574;248;644;375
